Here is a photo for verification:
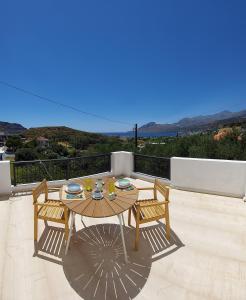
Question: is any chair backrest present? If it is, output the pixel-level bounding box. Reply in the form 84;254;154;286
154;179;169;201
33;179;48;204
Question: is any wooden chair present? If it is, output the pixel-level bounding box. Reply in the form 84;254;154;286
33;179;69;241
128;179;170;250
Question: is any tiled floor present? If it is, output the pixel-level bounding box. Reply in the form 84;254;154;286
1;179;246;300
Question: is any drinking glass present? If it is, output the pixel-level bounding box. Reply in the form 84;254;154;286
84;178;92;192
108;181;116;194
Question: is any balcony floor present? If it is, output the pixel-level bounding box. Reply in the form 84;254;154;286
1;179;246;300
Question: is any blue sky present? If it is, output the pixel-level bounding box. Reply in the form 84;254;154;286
0;0;246;132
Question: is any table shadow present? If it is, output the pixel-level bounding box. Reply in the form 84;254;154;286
33;222;183;299
62;223;183;300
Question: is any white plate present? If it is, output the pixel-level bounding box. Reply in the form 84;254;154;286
92;192;104;200
115;179;131;189
65;185;83;194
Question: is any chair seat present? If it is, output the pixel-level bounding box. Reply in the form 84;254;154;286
132;200;165;221
38;200;65;221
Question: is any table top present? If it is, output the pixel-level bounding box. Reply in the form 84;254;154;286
60;177;138;218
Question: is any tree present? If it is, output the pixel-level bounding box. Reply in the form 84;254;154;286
43;150;59;159
50;143;69;157
15;148;38;161
25;139;38;148
6;136;22;152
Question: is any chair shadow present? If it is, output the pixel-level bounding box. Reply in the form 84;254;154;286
142;220;184;262
33;225;65;265
34;222;184;300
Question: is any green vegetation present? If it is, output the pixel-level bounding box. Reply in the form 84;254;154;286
15;148;39;161
140;129;246;160
23;126;109;144
5;135;23;152
6;126;135;161
7;125;246;185
5;125;246;163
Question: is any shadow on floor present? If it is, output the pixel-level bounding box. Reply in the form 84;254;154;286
34;225;65;265
34;222;183;300
0;195;11;201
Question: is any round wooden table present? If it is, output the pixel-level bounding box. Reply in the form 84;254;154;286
60;178;138;262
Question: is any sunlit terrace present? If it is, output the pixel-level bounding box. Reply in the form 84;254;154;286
1;152;246;300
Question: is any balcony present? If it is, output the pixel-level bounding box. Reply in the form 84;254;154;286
0;152;246;300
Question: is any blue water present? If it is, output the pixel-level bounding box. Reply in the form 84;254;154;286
103;131;177;138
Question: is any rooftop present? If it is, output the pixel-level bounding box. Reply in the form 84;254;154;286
1;178;246;300
36;136;49;141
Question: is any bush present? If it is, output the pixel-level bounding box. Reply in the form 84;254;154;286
50;143;69;157
15;148;38;161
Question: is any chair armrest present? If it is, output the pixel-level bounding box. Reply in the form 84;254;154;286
34;202;64;207
48;187;60;192
137;187;155;191
47;198;63;202
136;200;169;208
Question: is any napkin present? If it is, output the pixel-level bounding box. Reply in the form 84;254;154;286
66;193;83;199
126;185;134;191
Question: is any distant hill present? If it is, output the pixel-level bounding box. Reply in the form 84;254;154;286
0;121;26;134
23;126;109;142
139;110;246;133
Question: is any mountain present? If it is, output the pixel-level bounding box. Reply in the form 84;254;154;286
139;110;246;133
23;126;110;142
176;110;246;127
0;121;26;134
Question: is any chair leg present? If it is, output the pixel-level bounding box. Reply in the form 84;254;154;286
165;214;171;240
135;220;140;250
128;208;131;226
34;208;38;241
65;221;69;240
64;207;69;240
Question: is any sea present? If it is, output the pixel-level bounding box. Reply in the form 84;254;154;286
103;131;177;138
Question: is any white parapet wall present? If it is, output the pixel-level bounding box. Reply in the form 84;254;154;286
111;151;134;177
2;153;246;198
171;157;246;198
0;161;12;196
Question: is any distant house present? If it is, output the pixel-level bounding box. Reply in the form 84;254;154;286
2;152;15;161
36;136;49;148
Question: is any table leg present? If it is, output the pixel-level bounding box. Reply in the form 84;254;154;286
117;213;128;263
65;211;75;255
122;213;125;226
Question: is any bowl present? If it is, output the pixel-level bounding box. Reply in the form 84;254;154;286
92;191;104;200
115;178;131;189
65;183;83;194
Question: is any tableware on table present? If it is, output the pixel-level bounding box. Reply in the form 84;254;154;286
108;192;116;201
126;185;134;191
115;178;131;189
109;181;116;194
65;182;83;194
66;193;83;200
92;191;104;200
84;178;93;191
96;178;104;185
95;181;103;192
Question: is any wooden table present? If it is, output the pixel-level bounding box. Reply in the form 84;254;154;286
60;178;138;262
